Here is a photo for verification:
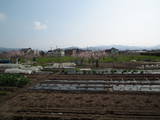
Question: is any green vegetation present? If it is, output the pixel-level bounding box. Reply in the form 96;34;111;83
19;57;25;63
132;70;138;74
0;90;8;95
36;56;79;65
140;71;144;74
0;74;30;87
18;54;160;65
100;55;160;63
111;69;117;74
36;55;160;65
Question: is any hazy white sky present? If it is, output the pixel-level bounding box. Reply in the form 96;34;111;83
0;0;160;49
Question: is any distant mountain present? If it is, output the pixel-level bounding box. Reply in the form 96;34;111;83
63;45;160;51
150;45;160;50
64;46;80;50
83;45;160;51
1;45;160;52
0;47;18;53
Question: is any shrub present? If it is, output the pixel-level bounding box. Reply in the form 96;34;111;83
83;70;86;75
111;69;117;74
132;70;138;74
122;70;127;74
0;90;8;95
0;74;30;87
140;71;144;74
92;70;97;75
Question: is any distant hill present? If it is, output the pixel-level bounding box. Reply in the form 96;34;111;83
0;47;18;53
63;45;160;51
64;46;80;50
1;45;160;52
83;45;160;51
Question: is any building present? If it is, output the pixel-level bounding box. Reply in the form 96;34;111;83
105;47;119;54
65;48;85;56
47;48;65;57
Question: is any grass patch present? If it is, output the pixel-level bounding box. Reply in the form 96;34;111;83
0;74;30;87
100;55;160;63
0;90;8;95
36;56;80;65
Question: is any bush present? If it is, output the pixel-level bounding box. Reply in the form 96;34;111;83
140;71;144;74
0;74;30;87
111;69;117;74
122;70;127;74
132;70;138;74
0;90;8;95
83;70;86;75
64;71;68;75
92;70;97;75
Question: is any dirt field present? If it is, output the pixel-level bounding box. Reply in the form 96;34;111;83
1;74;160;120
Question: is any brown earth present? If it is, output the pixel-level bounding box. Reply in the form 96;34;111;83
0;74;160;120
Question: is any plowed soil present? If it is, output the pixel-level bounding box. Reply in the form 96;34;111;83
1;74;160;120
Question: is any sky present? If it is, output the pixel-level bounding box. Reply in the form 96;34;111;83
0;0;160;50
